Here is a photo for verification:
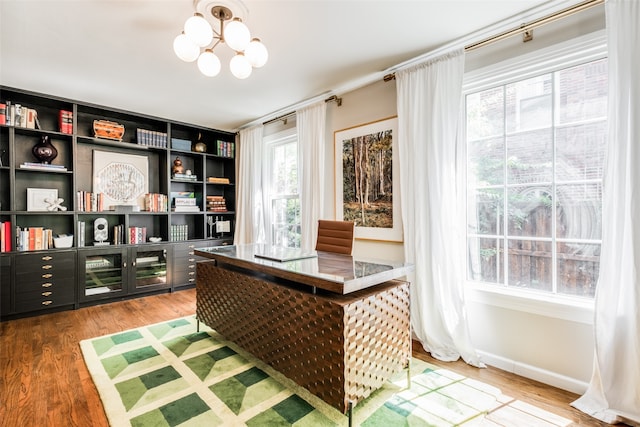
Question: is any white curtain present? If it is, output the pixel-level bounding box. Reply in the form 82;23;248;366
296;102;326;252
234;125;266;245
396;49;483;367
571;0;640;424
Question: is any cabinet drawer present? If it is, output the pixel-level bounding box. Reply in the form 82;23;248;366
15;252;75;269
15;277;75;294
14;286;75;312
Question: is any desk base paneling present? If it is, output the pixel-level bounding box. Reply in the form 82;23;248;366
196;261;411;413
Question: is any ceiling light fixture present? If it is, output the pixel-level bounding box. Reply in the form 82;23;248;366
173;0;268;79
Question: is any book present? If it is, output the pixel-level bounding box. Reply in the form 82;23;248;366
20;163;68;172
0;103;6;125
207;177;230;184
59;110;73;134
172;206;200;212
174;197;197;206
173;173;197;180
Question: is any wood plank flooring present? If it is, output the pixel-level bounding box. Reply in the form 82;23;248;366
0;289;613;426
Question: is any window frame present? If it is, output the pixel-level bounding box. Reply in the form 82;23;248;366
263;127;301;248
462;31;606;323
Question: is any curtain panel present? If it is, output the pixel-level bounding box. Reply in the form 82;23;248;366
572;0;640;423
396;49;483;367
296;102;326;252
234;125;266;245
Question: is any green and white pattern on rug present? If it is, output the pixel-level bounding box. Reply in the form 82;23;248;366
81;316;501;426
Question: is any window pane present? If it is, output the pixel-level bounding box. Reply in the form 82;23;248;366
556;183;602;240
556;122;606;182
272;143;298;195
557;242;599;297
468;137;505;186
468;237;503;284
557;59;607;124
506;74;552;133
507;186;552;237
468;188;503;235
272;198;300;248
507;239;552;292
466;87;504;140
506;129;553;184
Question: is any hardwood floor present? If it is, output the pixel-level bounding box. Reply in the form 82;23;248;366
0;289;613;426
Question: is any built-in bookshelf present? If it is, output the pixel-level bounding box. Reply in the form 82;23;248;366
0;86;237;319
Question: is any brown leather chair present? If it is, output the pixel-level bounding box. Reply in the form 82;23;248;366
315;220;355;255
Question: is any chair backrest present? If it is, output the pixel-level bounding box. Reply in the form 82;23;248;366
315;220;355;255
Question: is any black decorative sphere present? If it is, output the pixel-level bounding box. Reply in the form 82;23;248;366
32;135;58;164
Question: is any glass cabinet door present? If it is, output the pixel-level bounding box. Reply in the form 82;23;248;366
132;248;168;290
83;251;124;298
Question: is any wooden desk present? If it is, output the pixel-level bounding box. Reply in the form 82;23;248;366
195;244;413;414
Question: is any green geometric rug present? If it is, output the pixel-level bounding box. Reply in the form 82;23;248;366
80;315;501;426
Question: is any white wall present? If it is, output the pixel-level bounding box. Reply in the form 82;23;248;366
320;4;605;394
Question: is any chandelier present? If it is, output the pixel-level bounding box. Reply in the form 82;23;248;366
173;0;268;79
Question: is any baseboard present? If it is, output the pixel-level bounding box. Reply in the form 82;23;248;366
477;350;589;395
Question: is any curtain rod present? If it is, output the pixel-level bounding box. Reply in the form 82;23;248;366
262;95;342;126
383;0;603;81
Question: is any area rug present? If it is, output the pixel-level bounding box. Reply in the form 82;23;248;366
80;315;502;426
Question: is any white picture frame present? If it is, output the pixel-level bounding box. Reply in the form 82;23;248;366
27;188;58;212
93;150;149;210
334;116;402;242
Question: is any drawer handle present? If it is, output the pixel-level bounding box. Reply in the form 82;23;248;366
188;265;196;269
188;245;195;249
188;258;195;262
42;291;53;297
188;278;195;282
42;273;53;279
42;265;53;270
42;256;53;261
188;271;195;276
42;300;53;306
42;283;53;288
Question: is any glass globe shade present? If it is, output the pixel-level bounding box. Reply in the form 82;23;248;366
230;53;252;79
184;13;213;47
173;32;200;62
197;49;221;77
245;38;268;68
224;18;250;51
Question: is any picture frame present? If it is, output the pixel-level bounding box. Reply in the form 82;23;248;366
27;188;58;212
93;150;149;210
334;116;402;242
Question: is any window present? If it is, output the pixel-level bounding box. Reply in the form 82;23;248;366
266;132;301;248
465;45;607;299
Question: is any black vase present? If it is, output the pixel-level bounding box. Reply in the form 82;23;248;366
32;135;58;164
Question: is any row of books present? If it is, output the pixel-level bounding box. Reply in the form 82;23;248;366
127;226;147;244
59;110;73;134
15;226;54;251
137;128;168;148
206;195;227;212
170;224;189;241
77;191;105;212
77;221;86;247
144;193;168;212
0;221;11;252
112;224;127;245
207;177;230;184
20;162;68;172
0;101;40;129
216;140;234;158
173;173;198;181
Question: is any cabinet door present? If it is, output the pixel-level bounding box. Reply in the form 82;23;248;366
1;255;12;317
129;245;170;293
79;247;127;302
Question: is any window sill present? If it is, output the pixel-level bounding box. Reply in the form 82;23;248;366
465;283;595;325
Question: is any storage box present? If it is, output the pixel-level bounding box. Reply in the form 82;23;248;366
171;138;192;151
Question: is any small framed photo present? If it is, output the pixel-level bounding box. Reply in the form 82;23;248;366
27;188;58;212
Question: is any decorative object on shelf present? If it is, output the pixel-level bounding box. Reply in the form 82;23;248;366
27;188;58;212
93;120;125;141
148;236;162;243
172;156;185;175
193;132;207;152
32;135;58;164
93;217;110;246
93;150;149;210
0;149;6;166
172;0;268;79
53;234;73;248
44;196;67;212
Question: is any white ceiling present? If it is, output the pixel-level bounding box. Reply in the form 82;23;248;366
1;0;566;132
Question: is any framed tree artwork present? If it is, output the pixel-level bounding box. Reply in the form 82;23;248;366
334;116;402;242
